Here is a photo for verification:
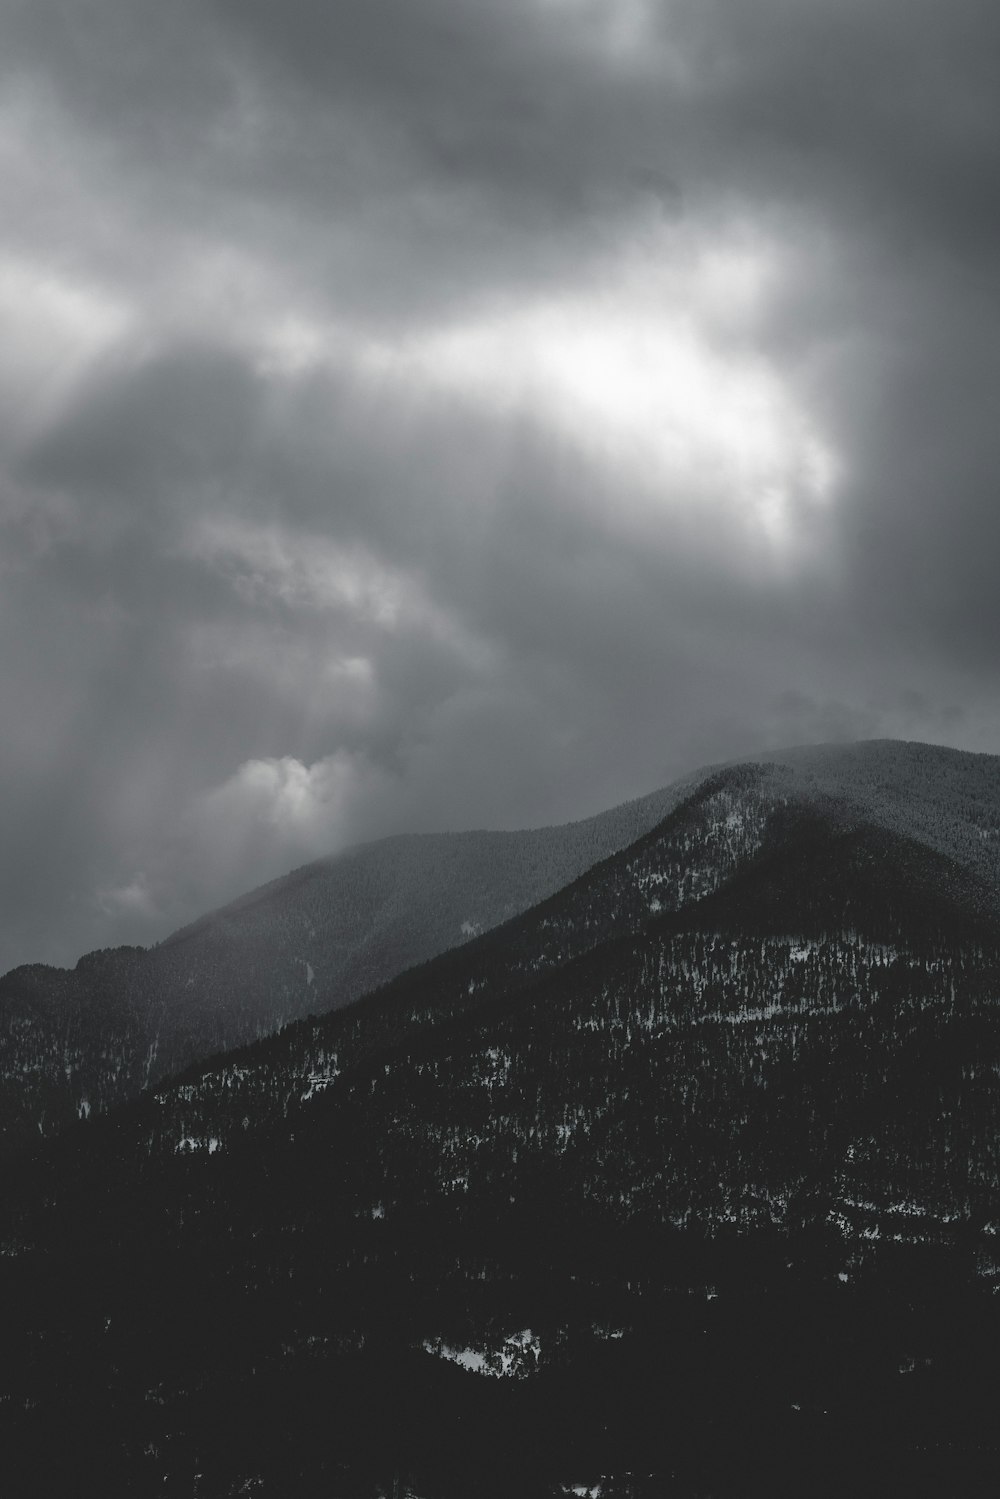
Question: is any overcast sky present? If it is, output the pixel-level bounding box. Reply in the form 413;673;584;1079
2;0;1000;969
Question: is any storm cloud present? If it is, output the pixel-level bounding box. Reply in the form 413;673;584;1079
2;0;999;968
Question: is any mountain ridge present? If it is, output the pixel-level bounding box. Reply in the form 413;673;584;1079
4;741;1000;1492
4;738;1000;1157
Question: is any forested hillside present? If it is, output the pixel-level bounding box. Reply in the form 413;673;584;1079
4;753;1000;1495
4;739;1000;1157
0;780;695;1153
3;739;998;1158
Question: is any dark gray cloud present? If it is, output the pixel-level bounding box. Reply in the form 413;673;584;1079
2;0;1000;969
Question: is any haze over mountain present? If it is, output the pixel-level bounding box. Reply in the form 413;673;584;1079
4;739;1000;1493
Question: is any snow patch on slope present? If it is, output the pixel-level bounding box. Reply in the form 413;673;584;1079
422;1328;541;1378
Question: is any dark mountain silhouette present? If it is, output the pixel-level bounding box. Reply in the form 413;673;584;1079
4;742;1000;1494
0;782;696;1152
3;737;1000;1155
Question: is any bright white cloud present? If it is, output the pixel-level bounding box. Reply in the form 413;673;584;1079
248;220;840;561
206;754;349;837
0;254;132;447
194;749;393;870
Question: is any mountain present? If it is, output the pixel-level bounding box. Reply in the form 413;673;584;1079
4;737;1000;1156
3;742;1000;1495
0;782;696;1152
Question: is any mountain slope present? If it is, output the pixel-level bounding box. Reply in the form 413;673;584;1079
748;738;1000;892
4;738;1000;1155
0;780;697;1152
4;751;1000;1494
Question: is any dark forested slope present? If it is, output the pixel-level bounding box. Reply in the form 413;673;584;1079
4;754;1000;1495
4;739;1000;1155
0;781;696;1152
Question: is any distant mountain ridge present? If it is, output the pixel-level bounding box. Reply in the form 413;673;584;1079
0;778;697;1150
2;738;999;1154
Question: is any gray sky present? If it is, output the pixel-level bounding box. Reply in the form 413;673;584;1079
2;0;1000;969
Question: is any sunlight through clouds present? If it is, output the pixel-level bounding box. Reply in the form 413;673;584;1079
0;255;132;443
342;224;840;559
244;222;840;562
2;0;997;971
535;0;664;67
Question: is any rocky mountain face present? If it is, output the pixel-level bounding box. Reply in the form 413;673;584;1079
4;743;1000;1495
